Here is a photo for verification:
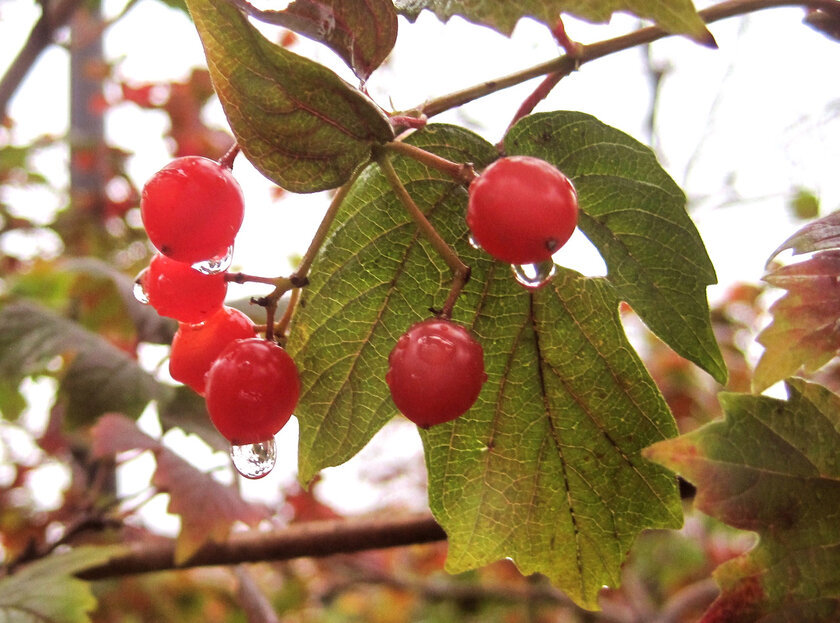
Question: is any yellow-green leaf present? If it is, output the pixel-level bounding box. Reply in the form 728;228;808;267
394;0;713;44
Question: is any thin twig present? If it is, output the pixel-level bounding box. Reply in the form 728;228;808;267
418;0;840;121
375;151;470;318
78;514;446;580
382;140;477;185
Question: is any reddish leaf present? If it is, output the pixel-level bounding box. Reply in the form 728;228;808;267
232;0;398;81
90;413;160;456
91;414;270;564
645;379;840;622
754;250;840;392
153;448;269;563
768;209;840;261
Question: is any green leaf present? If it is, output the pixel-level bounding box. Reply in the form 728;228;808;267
753;251;840;392
505;111;726;384
645;379;840;622
0;545;126;623
0;301;172;426
288;123;682;608
393;0;713;44
232;0;398;81
185;0;394;193
0;378;27;421
423;269;682;609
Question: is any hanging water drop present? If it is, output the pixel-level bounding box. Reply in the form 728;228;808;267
512;260;556;289
230;437;277;479
193;245;234;275
133;268;150;304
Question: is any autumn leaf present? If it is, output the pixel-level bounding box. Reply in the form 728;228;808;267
394;0;713;45
288;121;687;608
229;0;398;81
185;0;394;193
645;378;840;622
753;251;840;392
0;545;127;623
91;414;270;564
754;210;840;392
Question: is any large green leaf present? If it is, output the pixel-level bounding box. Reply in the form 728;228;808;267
645;379;840;622
394;0;712;43
185;0;394;192
506;111;726;384
423;268;682;609
0;545;126;623
288;123;681;608
0;300;172;426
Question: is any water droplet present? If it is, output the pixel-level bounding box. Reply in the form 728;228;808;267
512;260;556;289
468;234;482;250
193;245;234;274
230;437;276;479
133;268;150;304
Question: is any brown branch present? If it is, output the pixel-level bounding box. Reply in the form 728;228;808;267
419;0;840;120
78;514;445;581
0;0;86;118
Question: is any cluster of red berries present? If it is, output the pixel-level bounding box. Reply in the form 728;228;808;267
137;156;300;451
386;155;579;428
136;152;577;448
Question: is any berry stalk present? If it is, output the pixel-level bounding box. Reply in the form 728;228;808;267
376;152;470;319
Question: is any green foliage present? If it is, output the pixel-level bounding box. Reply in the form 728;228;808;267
505;112;726;384
646;379;840;622
0;546;127;623
0;301;171;426
393;0;713;42
288;120;696;607
184;0;394;193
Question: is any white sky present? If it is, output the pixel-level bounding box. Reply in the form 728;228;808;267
1;0;840;521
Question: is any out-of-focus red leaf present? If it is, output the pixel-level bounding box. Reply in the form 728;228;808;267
91;414;270;563
284;478;341;522
768;209;840;261
90;413;160;456
645;379;840;622
754;250;840;392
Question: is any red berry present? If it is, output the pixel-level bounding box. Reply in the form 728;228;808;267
169;306;257;395
386;318;486;428
140;253;227;323
205;338;300;445
467;155;578;265
141;156;245;264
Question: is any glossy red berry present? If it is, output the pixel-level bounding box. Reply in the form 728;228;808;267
140;253;227;323
141;156;245;264
467;155;578;265
386;318;486;428
205;338;300;445
169;306;257;395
